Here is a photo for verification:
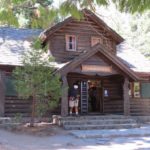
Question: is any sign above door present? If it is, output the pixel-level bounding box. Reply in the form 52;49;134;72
81;65;112;73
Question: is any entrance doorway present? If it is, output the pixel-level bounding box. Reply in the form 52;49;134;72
88;80;103;114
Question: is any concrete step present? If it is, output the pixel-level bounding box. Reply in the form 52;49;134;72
62;119;136;125
64;123;140;130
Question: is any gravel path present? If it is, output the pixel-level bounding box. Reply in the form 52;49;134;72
1;129;150;150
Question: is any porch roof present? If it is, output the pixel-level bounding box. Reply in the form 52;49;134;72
117;42;150;74
57;43;140;81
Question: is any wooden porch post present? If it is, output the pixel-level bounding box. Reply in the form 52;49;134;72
0;71;5;116
61;75;68;116
123;77;130;116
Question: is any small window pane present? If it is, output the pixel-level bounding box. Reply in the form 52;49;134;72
66;35;76;51
69;42;72;49
134;82;140;98
129;83;132;97
69;36;72;42
5;74;17;96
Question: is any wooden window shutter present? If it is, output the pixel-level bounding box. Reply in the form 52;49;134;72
91;37;103;47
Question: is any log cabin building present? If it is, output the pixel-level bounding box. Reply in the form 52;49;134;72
0;9;150;117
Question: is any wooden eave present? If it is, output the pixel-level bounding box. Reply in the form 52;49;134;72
135;72;150;81
82;9;124;44
40;17;73;43
58;43;140;81
41;9;124;44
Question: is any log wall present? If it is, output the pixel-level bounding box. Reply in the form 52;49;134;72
72;54;118;76
49;17;117;62
4;96;61;117
130;98;150;116
103;78;124;114
4;96;32;117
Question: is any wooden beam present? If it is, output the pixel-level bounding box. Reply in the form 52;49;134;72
0;71;5;116
123;78;130;116
61;75;68;116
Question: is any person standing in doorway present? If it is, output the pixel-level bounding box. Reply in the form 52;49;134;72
89;86;97;112
68;83;80;116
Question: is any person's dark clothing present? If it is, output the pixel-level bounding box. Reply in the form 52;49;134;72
68;87;79;98
89;87;97;111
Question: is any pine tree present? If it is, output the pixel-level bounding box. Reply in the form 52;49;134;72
13;39;61;127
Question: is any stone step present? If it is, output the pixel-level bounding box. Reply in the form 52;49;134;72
61;115;131;121
0;117;12;124
62;119;136;125
64;123;140;130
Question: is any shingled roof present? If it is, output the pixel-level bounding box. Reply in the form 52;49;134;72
117;42;150;74
0;27;42;66
0;27;150;78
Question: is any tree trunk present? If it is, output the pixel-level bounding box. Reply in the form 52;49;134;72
30;94;36;127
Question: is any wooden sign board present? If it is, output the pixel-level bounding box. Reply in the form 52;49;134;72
82;65;112;73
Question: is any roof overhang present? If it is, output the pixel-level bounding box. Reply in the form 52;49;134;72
57;44;140;81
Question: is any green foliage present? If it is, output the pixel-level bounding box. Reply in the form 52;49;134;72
59;0;108;19
13;113;23;123
100;5;150;60
0;9;19;26
29;7;58;29
113;0;150;13
60;1;83;20
128;12;150;59
13;39;61;117
1;0;150;28
0;0;56;28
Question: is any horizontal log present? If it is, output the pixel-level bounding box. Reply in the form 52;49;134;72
5;100;31;103
5;109;31;113
5;113;31;117
5;104;31;108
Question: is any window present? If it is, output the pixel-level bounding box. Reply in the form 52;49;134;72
134;82;141;97
91;36;103;47
66;35;76;51
129;82;141;98
141;83;150;98
5;72;17;96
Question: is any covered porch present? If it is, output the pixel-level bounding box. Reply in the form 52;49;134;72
59;44;139;116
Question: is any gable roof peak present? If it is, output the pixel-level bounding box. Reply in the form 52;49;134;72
40;8;124;44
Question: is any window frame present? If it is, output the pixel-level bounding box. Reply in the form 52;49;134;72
65;34;77;51
129;82;141;98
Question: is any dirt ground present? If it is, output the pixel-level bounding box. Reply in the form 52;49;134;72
1;123;150;150
6;122;67;137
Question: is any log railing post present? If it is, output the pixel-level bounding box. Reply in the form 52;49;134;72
123;77;130;116
61;75;68;116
